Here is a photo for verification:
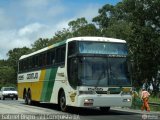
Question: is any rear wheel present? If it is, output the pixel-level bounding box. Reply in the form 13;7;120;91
27;91;32;105
24;92;28;104
59;91;67;112
100;107;110;112
25;91;32;105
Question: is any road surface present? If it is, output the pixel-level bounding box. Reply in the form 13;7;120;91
0;99;159;120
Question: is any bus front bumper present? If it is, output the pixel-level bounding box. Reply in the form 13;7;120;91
77;94;132;107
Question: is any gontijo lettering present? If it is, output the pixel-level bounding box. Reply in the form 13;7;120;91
27;73;38;79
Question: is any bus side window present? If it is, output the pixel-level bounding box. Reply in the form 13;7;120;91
51;49;55;65
42;53;47;67
55;45;66;64
56;48;61;63
47;51;51;65
25;58;28;71
28;57;32;69
35;55;38;68
31;56;35;69
38;54;43;67
61;46;66;63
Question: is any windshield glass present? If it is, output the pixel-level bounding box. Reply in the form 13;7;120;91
78;57;131;87
108;58;130;86
4;87;16;91
79;42;127;55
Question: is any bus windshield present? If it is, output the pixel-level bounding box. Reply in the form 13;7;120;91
78;57;131;87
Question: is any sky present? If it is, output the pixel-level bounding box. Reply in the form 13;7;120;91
0;0;121;59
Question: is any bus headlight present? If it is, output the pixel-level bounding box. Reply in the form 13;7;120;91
84;99;94;106
123;98;131;102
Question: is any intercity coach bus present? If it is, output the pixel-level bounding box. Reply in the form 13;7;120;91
18;37;132;112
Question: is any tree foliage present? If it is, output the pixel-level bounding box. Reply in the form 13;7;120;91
3;47;31;84
0;66;15;85
31;38;50;51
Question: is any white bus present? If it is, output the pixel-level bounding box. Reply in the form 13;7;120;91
18;37;132;112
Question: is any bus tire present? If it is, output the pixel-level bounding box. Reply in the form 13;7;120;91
27;90;32;105
25;90;32;105
100;107;110;112
59;91;67;112
24;92;28;104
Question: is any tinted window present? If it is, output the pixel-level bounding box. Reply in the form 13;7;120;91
79;42;128;55
68;41;77;56
18;45;66;72
55;46;66;64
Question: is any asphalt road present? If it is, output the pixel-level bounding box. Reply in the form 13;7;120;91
0;99;159;120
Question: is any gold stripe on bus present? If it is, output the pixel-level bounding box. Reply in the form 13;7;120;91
31;69;46;101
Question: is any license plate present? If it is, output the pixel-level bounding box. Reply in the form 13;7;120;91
10;95;14;97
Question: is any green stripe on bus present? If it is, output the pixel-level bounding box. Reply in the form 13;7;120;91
45;67;58;102
40;69;51;101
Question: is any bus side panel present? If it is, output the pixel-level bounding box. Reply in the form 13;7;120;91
40;67;58;102
45;68;58;101
50;67;67;104
18;69;46;101
31;69;46;101
18;82;26;99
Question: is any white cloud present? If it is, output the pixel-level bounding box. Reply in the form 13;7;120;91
18;23;47;37
0;19;71;59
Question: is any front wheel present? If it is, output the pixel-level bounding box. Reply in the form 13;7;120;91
100;107;110;112
59;91;67;112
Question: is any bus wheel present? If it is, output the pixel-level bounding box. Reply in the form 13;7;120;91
25;91;32;105
100;107;110;112
59;91;67;112
27;90;32;105
24;92;28;104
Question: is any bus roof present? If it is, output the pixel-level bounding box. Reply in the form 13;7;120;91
67;37;126;43
19;37;126;60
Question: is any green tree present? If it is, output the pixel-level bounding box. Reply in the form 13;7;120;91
31;38;50;51
0;66;15;85
68;17;100;37
7;47;31;82
0;60;8;67
49;28;72;45
49;17;100;45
